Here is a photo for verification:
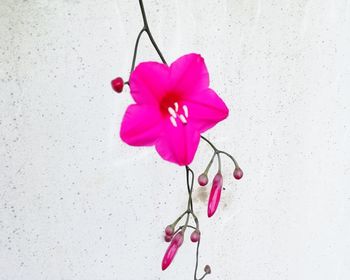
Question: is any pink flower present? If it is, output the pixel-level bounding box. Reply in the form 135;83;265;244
120;53;229;166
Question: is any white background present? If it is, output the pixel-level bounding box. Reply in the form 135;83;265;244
1;0;350;279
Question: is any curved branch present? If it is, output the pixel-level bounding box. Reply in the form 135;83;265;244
135;0;167;65
130;28;146;74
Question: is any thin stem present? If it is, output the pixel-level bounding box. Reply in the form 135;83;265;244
183;212;191;233
130;0;166;72
204;152;216;175
202;135;240;170
219;150;239;168
186;166;194;211
201;135;218;152
217;153;222;173
172;210;189;227
191;211;199;229
194;239;209;280
194;239;201;280
138;0;149;27
130;28;146;74
185;165;208;280
145;30;167;64
182;166;194;234
174;224;197;236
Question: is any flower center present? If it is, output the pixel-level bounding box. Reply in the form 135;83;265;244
167;102;189;127
160;94;189;128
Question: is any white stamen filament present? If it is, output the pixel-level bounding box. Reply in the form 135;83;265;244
168;102;189;127
179;114;187;124
168;107;177;118
183;105;188;118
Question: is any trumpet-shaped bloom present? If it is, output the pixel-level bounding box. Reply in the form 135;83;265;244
120;53;229;165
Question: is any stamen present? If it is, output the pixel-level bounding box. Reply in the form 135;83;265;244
170;116;177;127
174;102;179;112
179;114;187;124
168;107;177;118
182;105;188;118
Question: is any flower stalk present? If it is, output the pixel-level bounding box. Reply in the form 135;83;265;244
116;0;243;278
129;0;167;78
162;165;210;280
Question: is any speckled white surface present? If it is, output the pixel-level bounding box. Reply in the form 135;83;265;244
1;0;350;279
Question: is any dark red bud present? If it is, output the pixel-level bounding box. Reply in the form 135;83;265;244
165;225;174;236
198;173;208;186
233;167;243;180
164;235;172;242
111;77;124;93
190;230;201;242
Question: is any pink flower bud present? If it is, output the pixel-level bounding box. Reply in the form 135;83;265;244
190;230;201;242
233;167;243;180
164;235;172;242
164;225;174;236
198;173;208;186
172;231;184;246
207;172;223;218
161;232;184;270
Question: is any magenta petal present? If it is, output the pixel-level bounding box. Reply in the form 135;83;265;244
185;88;229;133
207;173;223;218
170;53;209;96
130;61;170;105
155;122;200;166
120;104;163;146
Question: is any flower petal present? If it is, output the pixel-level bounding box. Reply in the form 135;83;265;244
129;62;170;105
185;88;229;132
120;104;162;146
170;53;209;96
155;121;200;166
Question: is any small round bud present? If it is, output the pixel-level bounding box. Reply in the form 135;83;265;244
165;225;174;236
164;235;172;242
190;230;201;242
198;173;208;186
111;77;124;93
204;265;211;274
233;167;243;180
